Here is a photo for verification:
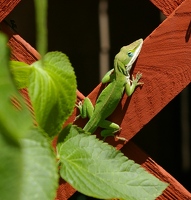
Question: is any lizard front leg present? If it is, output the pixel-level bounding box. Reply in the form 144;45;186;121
98;119;121;140
125;72;143;96
101;69;114;83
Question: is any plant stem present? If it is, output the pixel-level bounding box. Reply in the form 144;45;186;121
34;0;48;58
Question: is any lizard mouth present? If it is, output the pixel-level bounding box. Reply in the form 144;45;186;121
126;39;143;69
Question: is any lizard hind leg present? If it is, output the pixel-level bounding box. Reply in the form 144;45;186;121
75;97;94;121
99;119;121;140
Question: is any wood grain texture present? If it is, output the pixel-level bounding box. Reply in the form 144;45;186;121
150;0;185;16
79;0;191;148
59;91;191;199
59;1;191;198
0;21;40;63
0;0;20;22
2;0;191;198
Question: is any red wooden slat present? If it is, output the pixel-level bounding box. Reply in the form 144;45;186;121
1;0;191;198
81;0;191;148
0;0;20;22
57;92;191;199
150;0;185;16
1;21;39;63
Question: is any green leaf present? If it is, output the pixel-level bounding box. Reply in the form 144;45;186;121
0;33;32;140
28;52;77;137
10;61;31;89
0;32;32;200
0;132;22;200
57;125;168;200
20;127;58;200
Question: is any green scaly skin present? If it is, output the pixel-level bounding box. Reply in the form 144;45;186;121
77;39;143;139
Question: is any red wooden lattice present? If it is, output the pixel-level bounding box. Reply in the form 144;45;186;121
0;0;191;199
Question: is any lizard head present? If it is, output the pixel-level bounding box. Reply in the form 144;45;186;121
114;39;143;75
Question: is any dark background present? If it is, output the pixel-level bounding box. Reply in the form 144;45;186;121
6;0;191;198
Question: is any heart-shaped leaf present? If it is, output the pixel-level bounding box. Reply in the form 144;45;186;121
57;125;168;200
28;52;77;137
0;35;32;140
10;61;31;89
0;32;32;200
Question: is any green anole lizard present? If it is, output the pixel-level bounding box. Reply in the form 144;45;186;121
76;39;143;140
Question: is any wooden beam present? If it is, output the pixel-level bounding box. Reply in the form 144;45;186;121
0;21;39;63
0;0;20;22
58;91;191;199
1;0;190;198
150;0;185;16
79;0;191;148
56;1;191;198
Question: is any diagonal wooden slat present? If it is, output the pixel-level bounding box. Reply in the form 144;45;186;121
77;0;191;149
1;0;191;199
150;0;185;16
0;21;39;63
0;0;20;22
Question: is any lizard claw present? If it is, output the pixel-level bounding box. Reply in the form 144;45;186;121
115;136;128;142
74;101;83;121
132;72;144;86
76;101;82;109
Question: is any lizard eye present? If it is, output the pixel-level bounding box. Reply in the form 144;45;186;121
127;51;133;57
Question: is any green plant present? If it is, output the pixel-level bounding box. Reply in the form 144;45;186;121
0;1;168;199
